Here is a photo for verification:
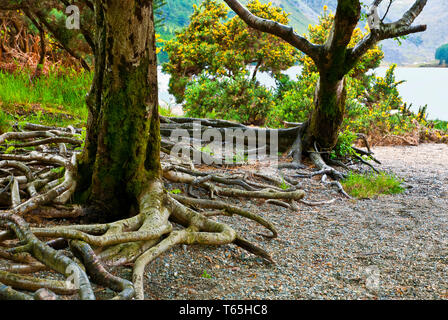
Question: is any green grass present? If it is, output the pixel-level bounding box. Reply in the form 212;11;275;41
0;68;92;129
0;69;175;132
342;171;405;199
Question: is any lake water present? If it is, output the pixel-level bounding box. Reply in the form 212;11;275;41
158;66;448;121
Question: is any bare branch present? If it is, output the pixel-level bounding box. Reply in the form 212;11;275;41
347;0;427;71
223;0;321;61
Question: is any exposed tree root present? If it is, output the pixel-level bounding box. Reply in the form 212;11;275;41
0;121;385;299
0;122;311;300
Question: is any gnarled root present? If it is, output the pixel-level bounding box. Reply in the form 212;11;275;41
2;120;386;300
1;122;306;300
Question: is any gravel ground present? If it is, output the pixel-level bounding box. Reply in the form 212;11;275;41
133;143;448;300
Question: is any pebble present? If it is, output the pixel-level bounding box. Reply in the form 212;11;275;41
134;144;448;300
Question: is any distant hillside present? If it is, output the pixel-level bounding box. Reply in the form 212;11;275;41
157;0;447;65
156;0;317;36
157;0;200;38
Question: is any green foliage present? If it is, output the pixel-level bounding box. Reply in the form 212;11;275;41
169;189;182;194
265;8;434;143
200;144;214;155
342;64;414;136
159;105;178;117
74;128;87;151
0;110;9;134
50;167;65;175
369;64;404;110
163;0;298;104
201;270;213;279
4;145;15;154
159;0;201;33
342;172;405;199
330;130;358;159
0;67;91;126
279;177;290;191
435;43;448;64
266;73;318;127
0;68;179;130
184;74;275;125
268;8;384;129
431;120;448;131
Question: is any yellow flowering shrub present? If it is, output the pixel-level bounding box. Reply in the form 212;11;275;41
162;0;299;103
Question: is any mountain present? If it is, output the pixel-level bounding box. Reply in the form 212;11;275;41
158;0;447;65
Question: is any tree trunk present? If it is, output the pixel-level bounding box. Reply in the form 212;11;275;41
76;0;160;221
303;74;347;152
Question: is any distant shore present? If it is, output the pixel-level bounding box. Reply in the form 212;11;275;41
379;61;448;68
418;63;448;68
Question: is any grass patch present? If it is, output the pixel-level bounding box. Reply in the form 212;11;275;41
0;69;91;118
342;171;405;199
0;69;177;133
0;68;91;130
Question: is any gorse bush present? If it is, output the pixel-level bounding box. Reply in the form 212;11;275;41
268;7;385;131
163;0;298;103
267;9;441;144
266;73;317;127
163;0;298;124
184;74;274;125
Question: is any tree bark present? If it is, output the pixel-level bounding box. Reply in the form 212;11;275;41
76;0;160;221
304;77;347;152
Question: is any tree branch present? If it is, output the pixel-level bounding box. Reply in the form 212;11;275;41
326;0;362;52
346;0;427;71
223;0;321;62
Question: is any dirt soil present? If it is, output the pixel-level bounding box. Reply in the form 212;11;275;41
130;143;448;300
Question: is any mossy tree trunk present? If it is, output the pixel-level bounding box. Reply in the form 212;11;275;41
304;73;347;152
302;0;360;152
77;0;160;221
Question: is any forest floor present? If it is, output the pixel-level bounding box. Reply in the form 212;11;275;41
128;143;448;300
2;143;447;300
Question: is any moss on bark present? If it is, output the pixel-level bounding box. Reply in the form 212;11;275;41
75;0;160;221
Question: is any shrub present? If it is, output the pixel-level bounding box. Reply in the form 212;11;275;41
163;0;298;103
266;73;318;127
184;74;275;125
331;130;358;159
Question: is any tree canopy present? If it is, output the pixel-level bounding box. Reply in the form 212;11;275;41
435;43;448;65
162;0;298;103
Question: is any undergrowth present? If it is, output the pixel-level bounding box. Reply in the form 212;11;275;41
0;69;175;133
